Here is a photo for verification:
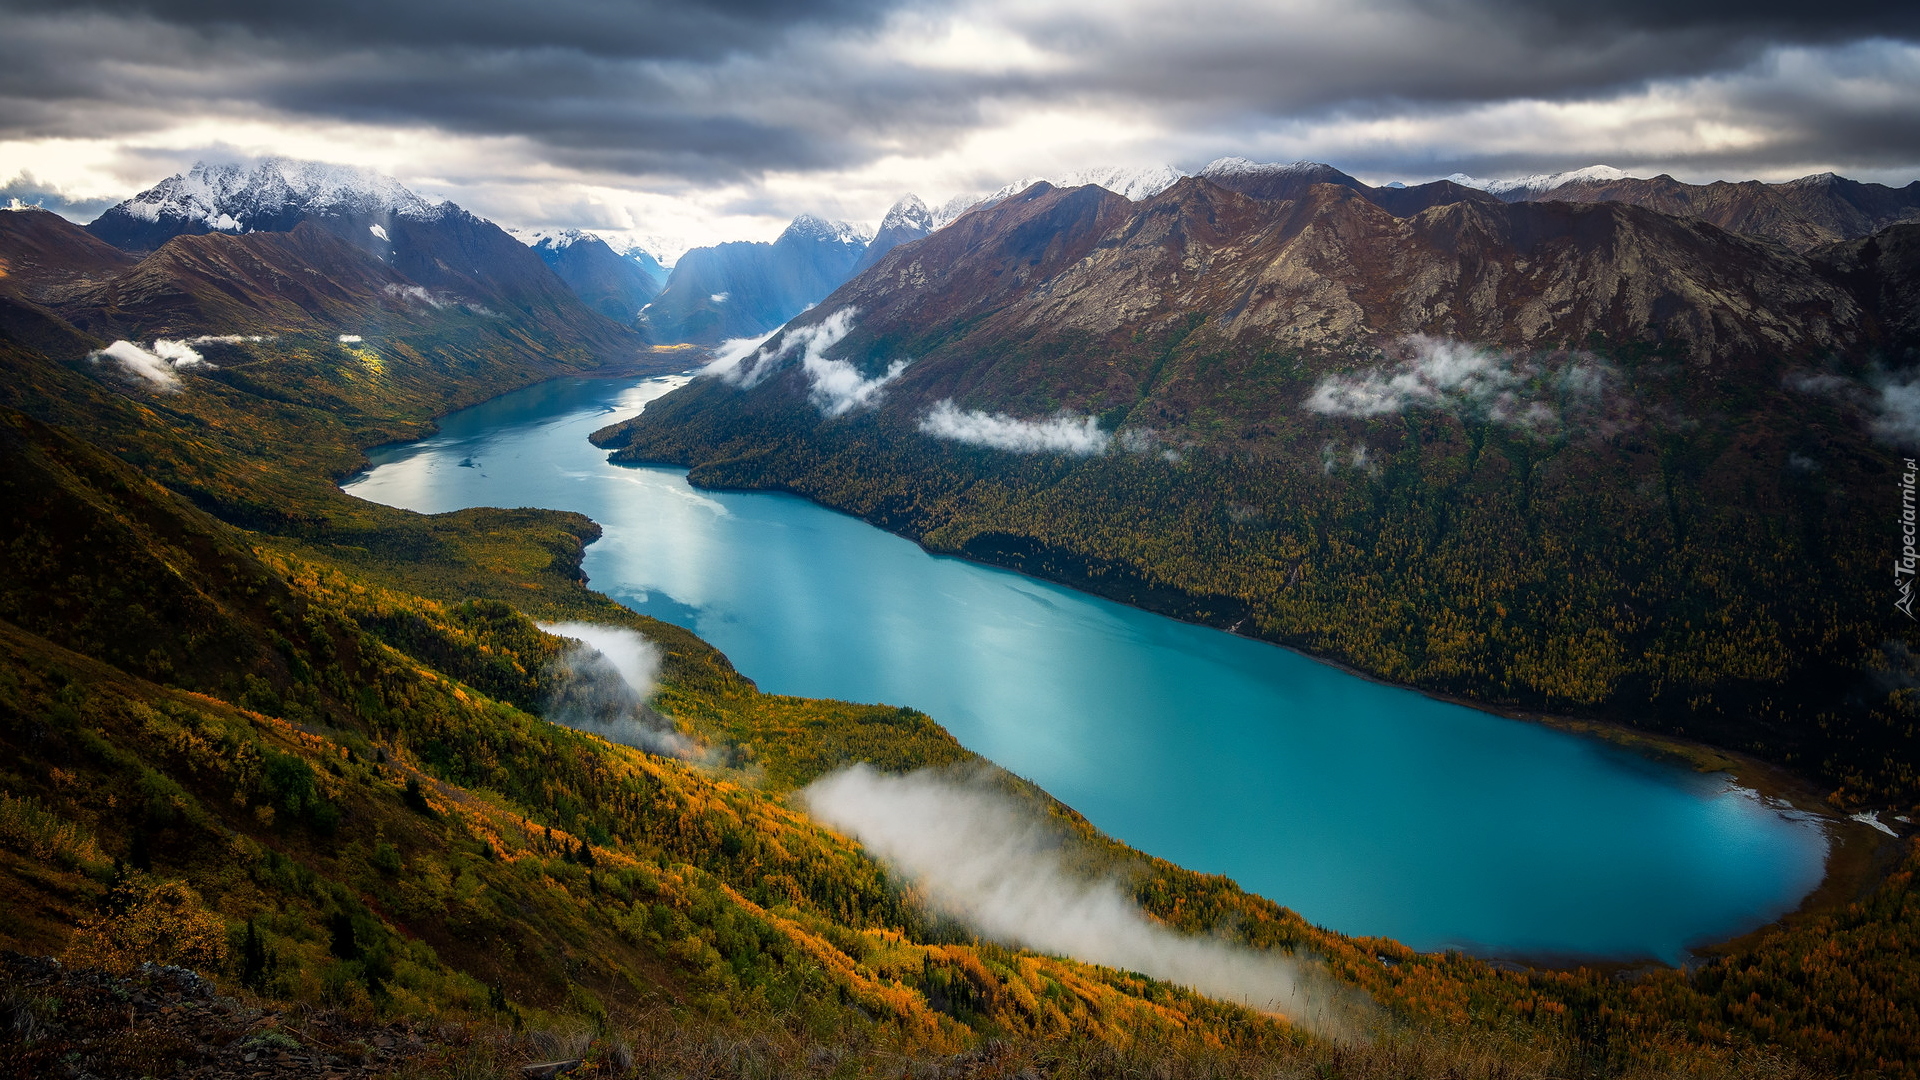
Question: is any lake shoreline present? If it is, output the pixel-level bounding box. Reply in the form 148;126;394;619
610;420;1900;971
355;367;1877;973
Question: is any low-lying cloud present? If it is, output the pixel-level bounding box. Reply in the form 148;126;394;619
537;621;695;759
803;764;1360;1034
706;308;906;417
1303;337;1607;434
384;283;450;309
1870;370;1920;449
702;329;782;385
89;337;229;389
1784;364;1920;450
919;399;1112;455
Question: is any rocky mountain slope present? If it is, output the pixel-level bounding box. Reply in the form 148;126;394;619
600;175;1920;808
2;157;1918;1080
71;160;647;359
86;158;440;253
810;178;1871;383
1454;166;1920;252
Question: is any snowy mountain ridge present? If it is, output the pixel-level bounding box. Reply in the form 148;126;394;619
783;213;873;246
1443;165;1635;199
108;158;446;234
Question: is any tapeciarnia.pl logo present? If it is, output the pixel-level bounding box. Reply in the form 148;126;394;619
1900;458;1918;620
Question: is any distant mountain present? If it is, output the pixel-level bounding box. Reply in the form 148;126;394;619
1199;157;1503;217
1445;165;1636;201
0;206;138;303
641;213;870;344
70;158;646;356
849;195;935;277
1447;165;1920;251
527;229;665;325
87;158;441;253
933;165;1190;229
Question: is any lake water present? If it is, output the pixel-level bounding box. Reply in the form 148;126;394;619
345;374;1831;963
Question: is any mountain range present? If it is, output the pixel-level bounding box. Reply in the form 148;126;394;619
617;159;1920;346
638;212;877;344
525;228;669;326
599;168;1920;812
1;153;1918;1078
0;159;649;381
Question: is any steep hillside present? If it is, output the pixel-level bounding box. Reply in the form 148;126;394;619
600;178;1920;808
1814;222;1920;355
642;215;870;344
78;159;648;362
0;207;138;304
1;182;1917;1080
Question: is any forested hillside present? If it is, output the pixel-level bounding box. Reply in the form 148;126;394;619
1;197;1917;1079
599;179;1920;811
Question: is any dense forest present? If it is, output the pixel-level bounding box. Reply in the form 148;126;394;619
0;251;1914;1077
602;314;1919;813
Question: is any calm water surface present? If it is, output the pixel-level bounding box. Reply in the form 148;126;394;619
345;374;1830;963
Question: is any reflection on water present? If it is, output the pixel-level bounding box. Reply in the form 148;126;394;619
345;375;1831;963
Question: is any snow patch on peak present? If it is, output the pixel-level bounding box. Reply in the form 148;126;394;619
105;157;446;232
879;194;934;234
1445;165;1633;198
974;164;1187;211
1065;164;1187;202
931;193;984;228
1200;158;1336;180
783;213;870;246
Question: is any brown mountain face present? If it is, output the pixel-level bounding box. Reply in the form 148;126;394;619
55;221;426;339
1523;172;1920;253
0;213;646;365
1814;222;1920;357
1200;162;1505;218
0;208;138;305
602;176;1919;803
795;175;1866;424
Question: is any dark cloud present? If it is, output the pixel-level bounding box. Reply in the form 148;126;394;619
1461;0;1920;40
0;0;1913;188
1;0;903;61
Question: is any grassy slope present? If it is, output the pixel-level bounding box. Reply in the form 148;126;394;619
0;306;1913;1078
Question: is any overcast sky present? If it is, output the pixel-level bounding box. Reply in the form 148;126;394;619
2;0;1916;257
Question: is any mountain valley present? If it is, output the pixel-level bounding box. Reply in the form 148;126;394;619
1;155;1918;1080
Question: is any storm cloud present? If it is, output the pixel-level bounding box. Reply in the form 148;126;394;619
1;0;1915;250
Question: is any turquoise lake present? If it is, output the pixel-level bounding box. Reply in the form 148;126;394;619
344;373;1831;964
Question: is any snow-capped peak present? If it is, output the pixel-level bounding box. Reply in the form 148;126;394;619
517;227;601;251
1063;164;1188;202
1444;165;1633;199
974;164;1188;211
931;193;984;229
935;164;1189;226
1198;158;1359;184
878;194;934;235
782;213;871;246
106;157;445;231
